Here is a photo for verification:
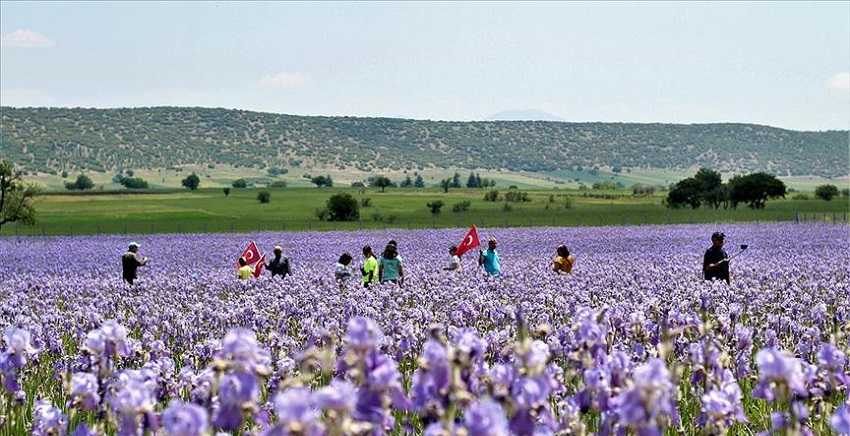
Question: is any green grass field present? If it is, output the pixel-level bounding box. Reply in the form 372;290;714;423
1;187;847;236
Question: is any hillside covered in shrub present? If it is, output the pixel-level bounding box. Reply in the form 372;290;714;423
1;106;846;177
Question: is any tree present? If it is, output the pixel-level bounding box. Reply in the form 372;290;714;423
257;191;271;203
399;175;413;188
311;175;333;188
414;174;425;188
440;178;451;193
370;175;394;192
119;177;149;189
426;200;444;215
65;174;94;191
666;177;702;209
181;173;200;190
694;168;724;209
325;193;359;221
0;160;39;230
728;172;786;209
232;179;248;188
451;172;462;188
814;184;839;201
223;187;231;197
466;172;479;188
842;188;849;198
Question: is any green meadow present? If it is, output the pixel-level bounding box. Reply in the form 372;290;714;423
1;187;847;236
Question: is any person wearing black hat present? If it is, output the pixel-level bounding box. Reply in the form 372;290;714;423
703;232;730;284
122;242;148;285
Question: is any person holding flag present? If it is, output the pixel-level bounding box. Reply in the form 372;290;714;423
478;236;501;277
236;241;265;280
455;225;480;258
237;257;255;280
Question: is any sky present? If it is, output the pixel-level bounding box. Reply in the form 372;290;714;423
1;1;848;131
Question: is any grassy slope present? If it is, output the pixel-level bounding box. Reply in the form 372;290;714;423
2;187;847;236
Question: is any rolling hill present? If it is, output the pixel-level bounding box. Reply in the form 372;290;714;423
1;106;847;178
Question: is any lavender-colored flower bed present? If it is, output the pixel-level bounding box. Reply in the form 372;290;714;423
1;223;849;435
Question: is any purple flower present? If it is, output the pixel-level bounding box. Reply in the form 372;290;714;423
32;399;67;436
314;379;357;413
701;371;746;427
831;404;850;435
162;400;209;436
817;343;847;372
271;387;322;434
345;317;385;351
214;370;260;430
69;372;100;411
3;327;37;367
613;359;677;432
464;398;509;436
218;328;269;369
753;348;807;400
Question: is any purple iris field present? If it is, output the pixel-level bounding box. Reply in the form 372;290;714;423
1;223;849;435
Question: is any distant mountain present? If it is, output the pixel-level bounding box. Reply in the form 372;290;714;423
0;106;847;177
488;109;564;121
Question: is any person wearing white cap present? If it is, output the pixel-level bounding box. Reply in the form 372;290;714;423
122;242;148;285
265;245;291;278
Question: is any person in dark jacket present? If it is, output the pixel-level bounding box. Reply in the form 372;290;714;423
122;242;148;285
265;245;291;278
703;232;730;284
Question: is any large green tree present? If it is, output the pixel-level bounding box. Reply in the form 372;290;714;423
181;173;200;190
728;172;786;209
0;160;39;230
666;177;703;209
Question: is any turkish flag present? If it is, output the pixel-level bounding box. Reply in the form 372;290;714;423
253;255;266;278
455;225;480;257
237;241;263;267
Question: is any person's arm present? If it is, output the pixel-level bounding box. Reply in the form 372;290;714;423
703;252;712;271
284;258;291;275
136;253;148;266
478;250;485;266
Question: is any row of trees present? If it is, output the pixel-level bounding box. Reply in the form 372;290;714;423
667;168;787;209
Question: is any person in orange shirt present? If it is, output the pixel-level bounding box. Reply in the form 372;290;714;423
552;245;576;274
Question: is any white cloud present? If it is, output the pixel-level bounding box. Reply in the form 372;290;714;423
258;72;309;89
827;72;850;91
0;29;55;48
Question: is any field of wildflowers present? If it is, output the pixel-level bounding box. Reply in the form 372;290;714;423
1;223;848;435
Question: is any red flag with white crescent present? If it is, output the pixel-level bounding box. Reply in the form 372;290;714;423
455;225;480;257
237;241;263;267
253;255;266;278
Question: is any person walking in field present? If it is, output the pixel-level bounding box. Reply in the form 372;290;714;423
265;245;291;278
443;245;462;272
360;245;379;287
552;245;576;274
237;257;255;280
478;237;501;277
703;232;731;284
335;253;354;282
379;243;404;284
122;242;148;285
